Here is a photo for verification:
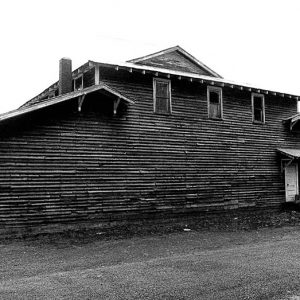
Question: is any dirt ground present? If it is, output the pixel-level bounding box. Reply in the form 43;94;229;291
1;215;300;299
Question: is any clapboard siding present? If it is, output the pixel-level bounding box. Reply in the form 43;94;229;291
0;68;299;229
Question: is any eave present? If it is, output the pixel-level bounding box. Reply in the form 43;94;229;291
89;60;300;101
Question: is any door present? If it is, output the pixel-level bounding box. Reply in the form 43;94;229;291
285;162;298;202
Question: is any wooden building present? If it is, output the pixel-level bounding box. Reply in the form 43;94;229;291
0;46;300;232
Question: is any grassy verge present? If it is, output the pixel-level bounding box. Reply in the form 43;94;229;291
2;208;300;244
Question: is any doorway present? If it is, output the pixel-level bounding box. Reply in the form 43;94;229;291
285;161;299;202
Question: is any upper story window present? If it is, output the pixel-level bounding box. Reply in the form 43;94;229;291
207;86;223;119
153;78;171;114
252;93;265;123
74;75;83;91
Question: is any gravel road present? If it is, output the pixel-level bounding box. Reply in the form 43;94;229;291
1;226;300;299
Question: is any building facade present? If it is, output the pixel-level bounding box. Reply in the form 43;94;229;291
0;46;299;231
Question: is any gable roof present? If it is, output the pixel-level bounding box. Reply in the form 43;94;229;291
0;83;134;123
127;46;222;78
21;55;300;112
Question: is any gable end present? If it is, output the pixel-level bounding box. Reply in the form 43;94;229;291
128;46;222;78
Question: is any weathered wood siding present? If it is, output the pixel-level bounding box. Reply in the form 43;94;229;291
0;68;299;229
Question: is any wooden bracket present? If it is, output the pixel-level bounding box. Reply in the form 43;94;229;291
281;158;294;173
113;97;121;115
290;119;298;132
78;95;86;112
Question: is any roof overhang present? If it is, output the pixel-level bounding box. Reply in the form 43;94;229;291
0;83;134;123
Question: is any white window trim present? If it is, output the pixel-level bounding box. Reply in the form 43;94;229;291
153;78;172;114
207;86;223;119
251;93;265;124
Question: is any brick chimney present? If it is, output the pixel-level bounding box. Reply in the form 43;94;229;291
59;58;72;95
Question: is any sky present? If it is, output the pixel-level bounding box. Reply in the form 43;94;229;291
0;0;300;114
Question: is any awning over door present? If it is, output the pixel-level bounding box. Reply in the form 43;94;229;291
282;114;300;132
277;148;300;159
278;149;300;172
278;149;300;202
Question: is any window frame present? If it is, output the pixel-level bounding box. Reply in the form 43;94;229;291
207;86;223;120
153;78;172;115
251;93;265;124
73;75;83;91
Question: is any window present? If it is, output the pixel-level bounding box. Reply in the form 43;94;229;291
153;78;171;114
74;75;83;91
207;86;223;119
47;89;59;99
252;93;265;123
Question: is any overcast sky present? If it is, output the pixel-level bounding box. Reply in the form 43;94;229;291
0;0;300;114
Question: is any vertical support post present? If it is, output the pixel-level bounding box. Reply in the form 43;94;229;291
95;65;100;85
